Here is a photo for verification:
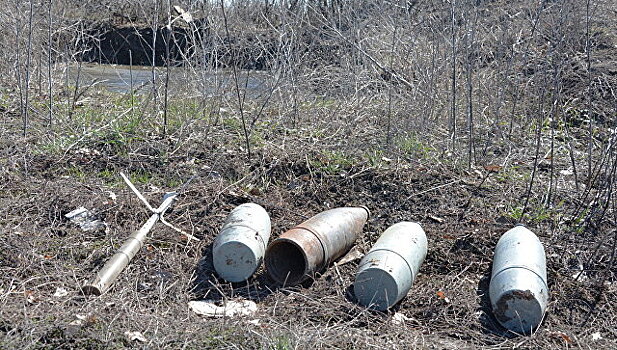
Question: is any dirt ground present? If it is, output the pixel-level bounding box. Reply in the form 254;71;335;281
1;99;616;350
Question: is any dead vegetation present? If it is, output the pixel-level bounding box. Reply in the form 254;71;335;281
1;0;617;349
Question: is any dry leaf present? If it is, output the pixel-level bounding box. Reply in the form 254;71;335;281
484;165;502;173
436;291;450;303
549;331;573;343
24;290;36;303
560;333;572;343
70;314;97;327
107;191;117;201
249;187;262;196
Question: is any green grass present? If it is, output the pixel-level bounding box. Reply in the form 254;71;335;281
504;204;555;223
309;150;357;175
271;335;293;350
66;166;86;180
397;133;430;157
493;165;531;183
130;170;152;185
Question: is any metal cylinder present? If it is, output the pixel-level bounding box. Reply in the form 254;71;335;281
354;222;427;311
265;207;369;285
213;203;271;283
489;225;549;334
82;192;177;295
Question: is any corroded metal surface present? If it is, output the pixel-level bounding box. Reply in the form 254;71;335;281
265;207;369;285
489;225;549;334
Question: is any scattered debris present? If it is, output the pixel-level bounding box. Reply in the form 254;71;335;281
65;207;107;232
69;314;97;327
107;191;117;201
53;287;68;298
391;312;412;325
571;263;588;282
436;291;450;303
560;169;574;176
24;290;37;304
125;331;148;342
591;332;602;341
173;5;193;23
336;246;364;266
74;147;101;157
188;299;257;318
428;215;444;223
69;316;85;327
548;331;573;344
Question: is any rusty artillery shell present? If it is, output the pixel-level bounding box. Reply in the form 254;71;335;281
354;222;427;311
489;225;549;334
213;203;271;282
265;207;369;285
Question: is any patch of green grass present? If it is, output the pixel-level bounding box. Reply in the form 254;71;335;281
493;165;530;183
363;149;387;168
36;135;76;155
165;177;183;189
299;98;337;110
310;150;357;175
98;168;114;180
397;133;430;157
271;335;293;350
67;166;86;180
222;116;244;133
130;170;152;185
504;205;554;223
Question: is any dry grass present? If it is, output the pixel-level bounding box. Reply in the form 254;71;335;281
1;96;616;349
1;0;617;348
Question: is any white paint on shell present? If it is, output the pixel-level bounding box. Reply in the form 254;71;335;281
354;222;427;311
213;203;271;282
489;225;549;334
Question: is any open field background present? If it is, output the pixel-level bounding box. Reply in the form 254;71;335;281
1;0;617;348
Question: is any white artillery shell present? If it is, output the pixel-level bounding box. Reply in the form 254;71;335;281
489;225;549;334
213;203;271;282
354;222;428;311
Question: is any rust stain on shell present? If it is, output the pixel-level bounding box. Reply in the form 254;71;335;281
265;207;368;285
